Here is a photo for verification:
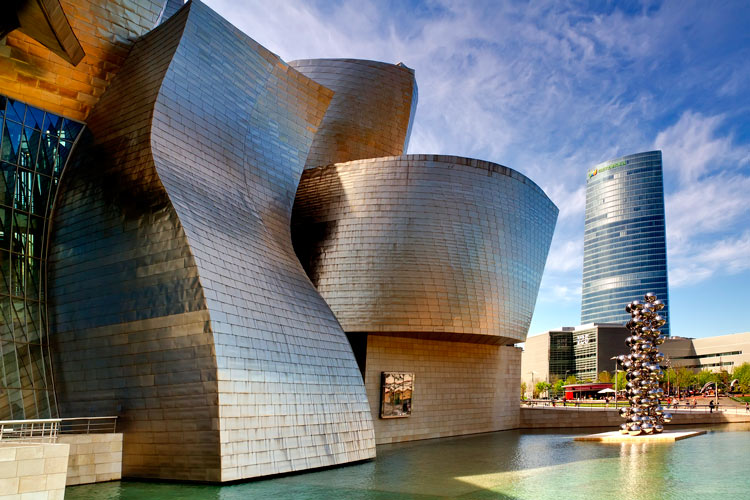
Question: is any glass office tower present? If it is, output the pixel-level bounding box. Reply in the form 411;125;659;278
581;151;670;335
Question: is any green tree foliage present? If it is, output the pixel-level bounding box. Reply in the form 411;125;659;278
612;370;626;392
520;381;527;399
696;369;715;388
732;363;750;393
676;367;696;390
597;371;612;383
535;381;552;398
553;379;565;394
564;374;577;386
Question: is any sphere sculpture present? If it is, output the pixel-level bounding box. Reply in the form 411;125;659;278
617;292;672;435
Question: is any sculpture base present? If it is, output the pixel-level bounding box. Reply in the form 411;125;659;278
574;430;706;443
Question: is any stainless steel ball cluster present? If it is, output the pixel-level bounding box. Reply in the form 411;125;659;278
617;292;672;435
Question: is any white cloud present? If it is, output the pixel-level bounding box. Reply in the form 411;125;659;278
655;111;750;183
670;231;750;287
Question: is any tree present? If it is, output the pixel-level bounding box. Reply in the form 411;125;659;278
535;381;552;398
676;367;695;391
564;374;577;386
553;378;565;396
732;363;750;393
597;371;612;383
661;367;677;395
520;381;527;400
612;370;626;393
696;369;715;389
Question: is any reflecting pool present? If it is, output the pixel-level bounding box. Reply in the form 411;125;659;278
67;424;750;500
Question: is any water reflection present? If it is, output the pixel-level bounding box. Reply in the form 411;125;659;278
67;425;750;500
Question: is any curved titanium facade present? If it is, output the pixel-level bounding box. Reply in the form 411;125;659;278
581;151;670;335
49;1;373;482
0;96;83;420
292;155;558;344
288;59;418;169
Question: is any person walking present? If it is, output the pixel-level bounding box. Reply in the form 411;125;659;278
745;402;749;413
709;400;715;413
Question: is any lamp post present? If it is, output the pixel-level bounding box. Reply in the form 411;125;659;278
610;356;619;409
529;371;537;400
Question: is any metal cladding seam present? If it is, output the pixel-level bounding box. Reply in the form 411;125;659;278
49;0;375;483
292;155;559;345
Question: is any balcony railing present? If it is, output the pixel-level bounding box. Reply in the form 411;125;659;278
0;416;117;441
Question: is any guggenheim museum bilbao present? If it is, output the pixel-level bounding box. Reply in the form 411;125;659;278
0;0;557;482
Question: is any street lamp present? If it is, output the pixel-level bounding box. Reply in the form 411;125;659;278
610;356;619;409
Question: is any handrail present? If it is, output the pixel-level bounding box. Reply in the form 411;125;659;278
0;416;118;441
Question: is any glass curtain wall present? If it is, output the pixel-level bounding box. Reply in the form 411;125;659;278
0;95;83;420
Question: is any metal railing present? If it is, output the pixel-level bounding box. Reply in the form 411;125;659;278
0;416;117;441
0;419;59;441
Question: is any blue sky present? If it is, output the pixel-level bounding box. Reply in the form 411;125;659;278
204;0;750;339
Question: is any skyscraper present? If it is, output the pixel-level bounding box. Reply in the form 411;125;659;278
581;151;670;335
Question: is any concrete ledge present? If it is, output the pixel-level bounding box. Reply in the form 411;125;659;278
520;407;750;429
575;430;706;443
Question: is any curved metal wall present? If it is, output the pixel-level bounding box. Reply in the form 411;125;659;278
288;59;418;169
582;150;670;334
292;155;558;344
49;0;374;482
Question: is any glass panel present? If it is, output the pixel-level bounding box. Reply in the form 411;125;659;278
31;173;51;216
12;211;30;256
0;161;14;208
17;343;34;391
1;338;21;388
25;301;40;343
0;205;10;251
0;253;9;296
60;119;82;142
28;216;44;260
0;95;6;121
0;295;12;343
1;120;22;163
37;135;58;175
6;99;25;124
14;167;33;213
11;299;27;344
26;107;45;131
56;140;73;176
0;390;10;420
42;112;62;137
36;390;51;419
24;258;41;300
18;127;41;170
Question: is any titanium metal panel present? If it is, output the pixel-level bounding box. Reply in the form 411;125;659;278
581;151;670;334
289;59;418;169
292;155;558;344
49;0;374;482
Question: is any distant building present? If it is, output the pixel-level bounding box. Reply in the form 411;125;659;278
581;151;670;335
661;332;750;372
521;324;630;395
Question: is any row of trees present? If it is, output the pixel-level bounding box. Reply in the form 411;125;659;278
522;362;750;399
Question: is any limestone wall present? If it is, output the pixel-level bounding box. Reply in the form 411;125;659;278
0;442;69;500
58;434;122;485
520;406;750;429
365;335;521;444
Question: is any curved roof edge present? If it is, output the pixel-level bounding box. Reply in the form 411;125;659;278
289;58;415;75
307;153;558;212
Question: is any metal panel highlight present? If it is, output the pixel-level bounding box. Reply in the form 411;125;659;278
292;155;558;344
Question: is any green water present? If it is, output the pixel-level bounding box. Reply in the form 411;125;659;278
66;425;750;500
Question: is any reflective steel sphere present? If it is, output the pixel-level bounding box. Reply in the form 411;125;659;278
644;292;656;303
